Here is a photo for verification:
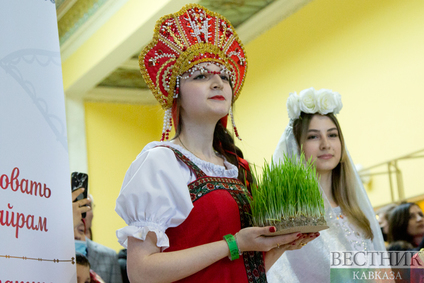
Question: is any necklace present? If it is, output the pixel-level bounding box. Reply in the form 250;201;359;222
178;137;220;162
178;137;203;160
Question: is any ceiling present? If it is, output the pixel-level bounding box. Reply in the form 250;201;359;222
57;0;312;105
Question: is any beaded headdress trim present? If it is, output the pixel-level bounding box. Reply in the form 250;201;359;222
139;3;247;110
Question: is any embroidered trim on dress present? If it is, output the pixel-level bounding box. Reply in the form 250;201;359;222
145;141;238;178
162;145;267;283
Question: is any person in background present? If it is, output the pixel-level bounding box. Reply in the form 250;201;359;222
72;188;91;230
74;218;122;283
73;188;122;283
388;202;424;249
386;240;414;251
76;253;91;283
76;253;106;283
376;203;397;243
118;249;129;283
85;193;94;240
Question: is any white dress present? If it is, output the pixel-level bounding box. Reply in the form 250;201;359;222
266;205;376;283
114;141;238;250
269;125;387;283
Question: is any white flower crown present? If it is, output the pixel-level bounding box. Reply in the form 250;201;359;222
286;87;343;120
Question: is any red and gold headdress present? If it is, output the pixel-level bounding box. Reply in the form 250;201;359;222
139;4;247;140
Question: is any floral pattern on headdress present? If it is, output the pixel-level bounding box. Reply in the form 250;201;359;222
287;87;343;120
139;4;247;110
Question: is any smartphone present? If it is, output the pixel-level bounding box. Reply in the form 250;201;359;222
71;172;89;218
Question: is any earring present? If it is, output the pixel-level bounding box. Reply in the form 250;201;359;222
161;108;173;141
173;77;180;99
230;106;242;141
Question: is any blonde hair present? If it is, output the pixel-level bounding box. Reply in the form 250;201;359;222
293;112;373;239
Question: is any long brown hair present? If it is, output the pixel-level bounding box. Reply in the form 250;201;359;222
293;112;373;239
388;202;417;244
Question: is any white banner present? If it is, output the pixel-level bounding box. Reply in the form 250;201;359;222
0;0;76;281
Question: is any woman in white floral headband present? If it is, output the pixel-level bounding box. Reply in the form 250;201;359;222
267;87;386;282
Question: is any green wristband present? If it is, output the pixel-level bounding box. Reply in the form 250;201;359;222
223;234;240;261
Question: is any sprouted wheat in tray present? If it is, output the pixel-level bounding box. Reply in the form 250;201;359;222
250;151;328;235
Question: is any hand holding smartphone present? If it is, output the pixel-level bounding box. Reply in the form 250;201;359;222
71;172;89;218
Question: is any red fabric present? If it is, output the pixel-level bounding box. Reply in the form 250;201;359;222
410;252;424;283
90;270;105;283
224;149;251;190
172;99;179;130
81;218;87;234
220;115;228;129
237;157;250;173
159;145;266;282
165;189;248;283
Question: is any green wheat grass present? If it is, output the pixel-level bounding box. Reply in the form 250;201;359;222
249;152;325;227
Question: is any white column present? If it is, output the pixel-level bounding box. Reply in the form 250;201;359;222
65;96;88;174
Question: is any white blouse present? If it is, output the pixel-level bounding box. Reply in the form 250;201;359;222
267;206;376;283
115;141;238;249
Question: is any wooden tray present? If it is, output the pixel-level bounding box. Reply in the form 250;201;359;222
265;225;329;236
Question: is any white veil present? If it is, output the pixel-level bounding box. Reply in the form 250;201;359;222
267;89;386;282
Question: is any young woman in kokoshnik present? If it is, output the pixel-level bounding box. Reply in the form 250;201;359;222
114;4;318;283
267;88;386;282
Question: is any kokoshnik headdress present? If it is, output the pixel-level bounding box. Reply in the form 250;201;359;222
139;4;247;141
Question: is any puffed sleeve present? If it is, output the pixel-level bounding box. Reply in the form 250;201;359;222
115;146;194;250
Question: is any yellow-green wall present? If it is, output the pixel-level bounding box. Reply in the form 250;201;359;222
236;0;424;205
84;0;424;251
85;102;162;251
